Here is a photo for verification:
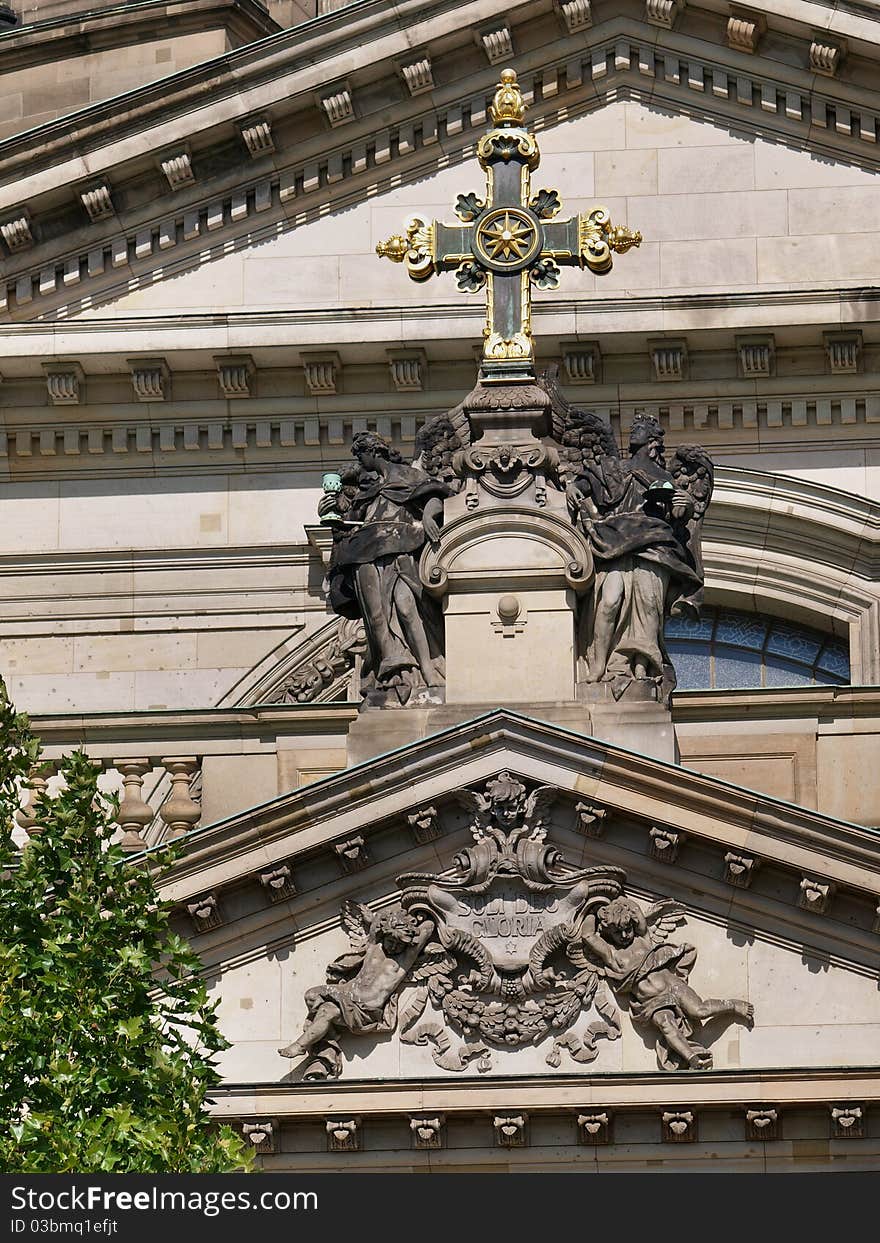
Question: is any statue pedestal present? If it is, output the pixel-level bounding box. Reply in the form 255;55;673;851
420;500;592;708
444;588;576;704
346;487;677;766
345;699;676;767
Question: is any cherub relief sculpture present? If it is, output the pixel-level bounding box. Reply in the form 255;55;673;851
279;775;755;1080
559;406;714;698
278;900;434;1079
321;431;451;705
572;895;754;1070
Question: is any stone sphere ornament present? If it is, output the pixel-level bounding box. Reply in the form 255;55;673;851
497;594;521;623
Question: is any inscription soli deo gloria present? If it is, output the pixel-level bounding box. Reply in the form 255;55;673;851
454;886;561;948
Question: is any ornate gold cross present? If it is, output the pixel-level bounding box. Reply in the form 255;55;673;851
377;68;641;383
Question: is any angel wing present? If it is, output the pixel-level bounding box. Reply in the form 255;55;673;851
645;899;687;946
340;899;373;954
450;789;492;837
669;444;714;522
538;363;571;443
523;785;559;841
414;413;464;485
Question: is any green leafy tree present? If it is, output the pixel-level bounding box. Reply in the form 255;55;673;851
0;678;252;1172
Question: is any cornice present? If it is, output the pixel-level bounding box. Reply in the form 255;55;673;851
28;702;359;752
159;709;880;904
2;371;878;483
673;684;880;720
4;1;880;318
211;1065;880;1117
0;0;280;73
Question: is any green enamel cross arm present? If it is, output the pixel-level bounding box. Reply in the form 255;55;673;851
377;68;642;382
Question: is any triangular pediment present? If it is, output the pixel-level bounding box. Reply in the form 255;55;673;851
3;0;880;321
163;710;880;1096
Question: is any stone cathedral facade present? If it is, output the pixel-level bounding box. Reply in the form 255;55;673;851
2;0;880;1172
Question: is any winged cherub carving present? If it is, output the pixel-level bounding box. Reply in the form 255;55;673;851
278;900;434;1063
572;895;753;1070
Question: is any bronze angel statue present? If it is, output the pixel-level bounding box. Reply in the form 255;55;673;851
572;895;753;1070
559;402;714;697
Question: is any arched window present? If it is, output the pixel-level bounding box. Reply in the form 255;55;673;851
665;607;850;691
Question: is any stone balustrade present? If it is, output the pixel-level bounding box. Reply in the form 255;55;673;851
15;755;202;853
14;704;357;847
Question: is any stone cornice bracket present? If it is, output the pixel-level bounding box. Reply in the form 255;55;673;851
239;117;275;159
824;330;862;375
745;1107;779;1140
241;1120;277;1154
128;357;169;402
398;56;434;97
649;825;684;862
575;801;607;837
726;6;766;55
1;210;33;253
387;347;426;392
304;524;335;569
406;804;441;844
577;1112;610;1144
159;150;195;191
78;182;114;223
736;334;775;378
649;339;688;382
798;875;834;914
562;340;600;384
830;1105;864;1139
554;0;592;35
215;354;255;398
873;900;880;935
320;85;354;128
186;891;222;933
43;361;84;406
476;22;514;65
493;1114;527;1147
332;835;369;874
661;1110;695;1142
723;850;759;888
810;35;847;77
410;1115;445;1149
326;1117;360;1152
645;0;685;30
302;352;341;396
259;863;297;902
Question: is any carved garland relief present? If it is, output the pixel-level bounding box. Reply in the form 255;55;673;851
278;774;753;1079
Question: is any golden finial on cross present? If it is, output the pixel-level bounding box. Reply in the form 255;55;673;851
377;67;642;383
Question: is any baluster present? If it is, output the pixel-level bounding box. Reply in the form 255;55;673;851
15;768;49;838
114;759;152;852
159;757;201;840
